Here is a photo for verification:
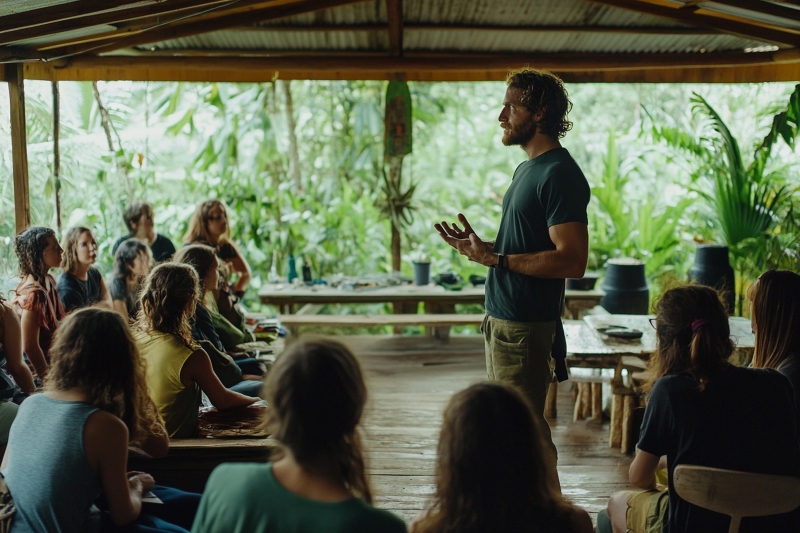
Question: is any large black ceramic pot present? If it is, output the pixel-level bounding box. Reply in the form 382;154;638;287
599;258;650;314
688;244;735;314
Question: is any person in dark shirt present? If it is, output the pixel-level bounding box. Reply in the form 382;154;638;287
183;199;251;298
600;285;800;533
747;269;800;445
57;226;112;313
434;69;590;482
112;201;176;263
108;239;152;321
412;382;592;533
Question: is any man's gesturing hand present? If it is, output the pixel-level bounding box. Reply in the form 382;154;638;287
434;213;496;267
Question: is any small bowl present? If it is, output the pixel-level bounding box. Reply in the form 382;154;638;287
566;273;599;291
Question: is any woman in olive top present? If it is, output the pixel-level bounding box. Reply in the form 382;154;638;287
133;263;258;438
191;337;407;533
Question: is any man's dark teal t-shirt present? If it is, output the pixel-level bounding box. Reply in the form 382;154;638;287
485;147;590;322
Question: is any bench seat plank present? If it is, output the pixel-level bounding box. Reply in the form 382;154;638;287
278;313;485;328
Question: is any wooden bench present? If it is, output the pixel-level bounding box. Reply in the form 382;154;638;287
278;313;485;338
128;438;276;492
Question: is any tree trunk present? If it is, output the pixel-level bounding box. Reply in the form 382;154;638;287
281;80;303;194
92;81;133;203
52;82;62;232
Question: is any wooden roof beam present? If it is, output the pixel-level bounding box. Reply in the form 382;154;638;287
0;0;237;47
49;0;372;55
700;0;800;23
585;0;800;47
387;0;403;57
0;1;160;32
232;22;719;34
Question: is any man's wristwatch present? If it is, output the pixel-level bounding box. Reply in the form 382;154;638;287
490;254;508;270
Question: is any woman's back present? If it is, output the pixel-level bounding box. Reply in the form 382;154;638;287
192;463;405;533
134;330;201;438
3;394;102;533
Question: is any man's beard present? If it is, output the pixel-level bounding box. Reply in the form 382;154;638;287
501;120;537;146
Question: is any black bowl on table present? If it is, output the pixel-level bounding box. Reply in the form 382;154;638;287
566;273;599;291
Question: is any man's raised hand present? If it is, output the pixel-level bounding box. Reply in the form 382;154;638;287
435;213;476;241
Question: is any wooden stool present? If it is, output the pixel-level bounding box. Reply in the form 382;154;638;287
609;356;650;453
571;373;610;422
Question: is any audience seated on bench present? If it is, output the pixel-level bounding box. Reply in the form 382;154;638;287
599;285;800;533
12;226;66;378
112;201;176;263
412;381;592;533
174;245;264;398
109;239;152;322
57;226;113;313
191;337;407;533
748;270;800;447
1;308;200;533
133;263;258;438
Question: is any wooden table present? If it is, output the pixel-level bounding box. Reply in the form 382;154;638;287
258;283;605;320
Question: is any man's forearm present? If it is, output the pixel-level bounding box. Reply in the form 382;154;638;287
497;249;586;279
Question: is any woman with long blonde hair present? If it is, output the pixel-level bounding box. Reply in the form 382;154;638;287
191;337;406;533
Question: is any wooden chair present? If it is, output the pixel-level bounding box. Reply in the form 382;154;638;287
673;464;800;533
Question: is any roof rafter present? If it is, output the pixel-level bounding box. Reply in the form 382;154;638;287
0;0;158;31
702;0;800;22
48;0;372;56
585;0;800;46
237;23;719;34
386;0;403;57
0;0;237;48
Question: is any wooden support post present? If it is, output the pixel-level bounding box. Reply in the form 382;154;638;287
5;63;30;233
544;381;557;418
52;81;62;232
609;392;623;448
591;382;603;421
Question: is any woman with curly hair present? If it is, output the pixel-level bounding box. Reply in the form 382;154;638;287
1;307;198;533
191;337;406;533
134;263;257;438
601;285;799;533
13;226;67;377
412;382;591;533
183;199;251;297
109;239;152;321
57;226;113;312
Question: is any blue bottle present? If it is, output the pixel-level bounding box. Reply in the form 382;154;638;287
287;255;298;283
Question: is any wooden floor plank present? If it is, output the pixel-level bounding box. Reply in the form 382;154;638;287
292;334;633;526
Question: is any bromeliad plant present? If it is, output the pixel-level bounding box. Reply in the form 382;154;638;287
649;85;800;313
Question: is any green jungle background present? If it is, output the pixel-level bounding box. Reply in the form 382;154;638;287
1;80;799;319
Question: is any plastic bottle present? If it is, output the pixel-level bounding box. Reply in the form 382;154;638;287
302;260;312;284
287;255;298;283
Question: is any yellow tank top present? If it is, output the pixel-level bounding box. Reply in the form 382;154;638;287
135;330;202;438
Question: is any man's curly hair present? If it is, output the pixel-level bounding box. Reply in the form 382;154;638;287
505;68;573;139
15;226;56;285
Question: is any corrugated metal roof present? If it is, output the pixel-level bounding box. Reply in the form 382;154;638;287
0;0;77;17
155;30;388;52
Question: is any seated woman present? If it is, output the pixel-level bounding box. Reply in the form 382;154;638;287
601;285;800;533
183;199;251;298
113;201;176;263
412;382;592;533
1;307;197;533
109;239;152;321
57;226;113;312
133;263;258;438
748;269;800;444
13;226;67;378
191;337;407;533
173;244;263;398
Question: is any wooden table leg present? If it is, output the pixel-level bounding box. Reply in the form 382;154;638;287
591;382;603;421
609;391;623;448
392;300;419;334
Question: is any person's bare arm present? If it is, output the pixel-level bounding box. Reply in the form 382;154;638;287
85;410;152;527
96;278;114;310
20;310;47;378
181;348;258;410
227;242;252;293
436;213;588;279
629;447;660;490
2;306;36;394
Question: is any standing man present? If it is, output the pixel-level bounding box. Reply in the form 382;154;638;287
435;69;590;474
